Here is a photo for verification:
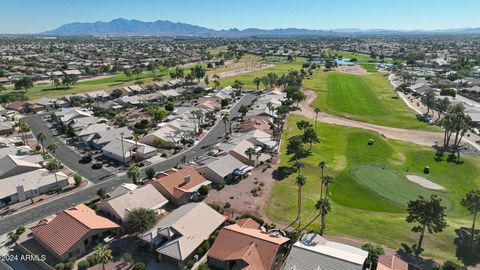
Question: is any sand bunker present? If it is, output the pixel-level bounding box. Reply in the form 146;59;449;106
335;65;368;75
406;175;444;190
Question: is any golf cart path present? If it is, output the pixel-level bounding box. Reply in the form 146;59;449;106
294;88;444;147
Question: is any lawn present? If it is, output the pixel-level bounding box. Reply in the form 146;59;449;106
360;63;378;72
302;71;439;131
331;50;395;63
265;115;480;261
3;69;169;100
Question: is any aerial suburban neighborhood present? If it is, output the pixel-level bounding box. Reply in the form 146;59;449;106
0;1;480;270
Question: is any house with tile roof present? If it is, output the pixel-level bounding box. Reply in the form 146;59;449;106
207;218;290;270
140;202;225;268
97;184;168;223
29;204;119;261
377;255;409;270
282;233;368;270
151;167;211;205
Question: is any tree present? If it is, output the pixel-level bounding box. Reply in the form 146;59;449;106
198;185;210;196
204;76;210;86
124;208;157;234
253;77;261;90
460;190;480;242
47;141;59;153
124;68;132;80
316;197;331;235
46;159;62;188
302;127;319;149
61;74;78;88
322;175;334;198
435;97;450;122
406;195;447;255
232;80;244;91
165;102;175;112
245;147;256;161
453;226;480;267
36;132;46;156
93;244;113;270
421;89;436;117
314;107;321;131
14;77;33;91
292;90;306;108
18;121;29;145
127;164;141;184
145;167;156;179
295;175;307;226
238;104;249;117
296;120;312;131
214;79;221;90
73;172;82;186
133;262;145;270
97;188;108;199
222;114;229;135
286;135;308;161
318;161;327;199
361;243;385;270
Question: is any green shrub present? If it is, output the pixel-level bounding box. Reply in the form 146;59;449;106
198;185;210;196
86;255;97;266
54;263;65;270
78;260;89;270
133;262;146;270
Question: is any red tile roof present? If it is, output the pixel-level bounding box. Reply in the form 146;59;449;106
30;204;119;257
377;255;409;270
208;218;289;270
151;167;209;200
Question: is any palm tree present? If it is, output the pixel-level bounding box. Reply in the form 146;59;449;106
47;142;59;154
127;164;141;184
317;198;332;236
94;244;113;270
245;147;256;161
253;77;261;90
46;159;62;188
296;175;307;227
18;122;29;145
222;114;229;135
314;107;321;131
318;161;326;199
120;132;126;166
322;175;334;198
36;132;46;156
293;159;304;176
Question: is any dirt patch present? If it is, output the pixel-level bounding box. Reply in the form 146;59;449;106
406;175;445;190
335;65;369;75
209;64;274;79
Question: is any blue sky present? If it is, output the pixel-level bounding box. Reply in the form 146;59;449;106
1;0;479;33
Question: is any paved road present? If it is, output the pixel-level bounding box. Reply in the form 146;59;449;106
0;94;255;235
22;115;114;182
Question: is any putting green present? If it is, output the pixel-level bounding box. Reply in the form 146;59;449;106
354;165;452;210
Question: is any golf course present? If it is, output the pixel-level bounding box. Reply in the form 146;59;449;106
302;71;439;131
265;114;480;261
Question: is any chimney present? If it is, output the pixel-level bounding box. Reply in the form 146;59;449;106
184;175;191;184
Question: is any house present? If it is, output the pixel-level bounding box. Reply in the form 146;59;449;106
151;167;211;205
140;202;225;268
207;218;290;270
0;169;69;207
0;77;10;84
55;107;93;124
0;121;14;135
76;123;109;138
224;139;259;167
102;138;157;164
141;125;182;149
63;69;82;76
0;155;42;179
35;97;67;110
377;255;409;270
282;233;368;270
68;116;97;130
408;83;432;96
238;116;273;134
109;183;138;198
5;101;27;112
196;154;246;184
97;184;168;223
29;204;119;261
86;127;133;149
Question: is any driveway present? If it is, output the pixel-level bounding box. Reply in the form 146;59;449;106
21;114;114;183
0;94;256;235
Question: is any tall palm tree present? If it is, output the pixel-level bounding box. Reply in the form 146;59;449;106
36;132;46;156
222;114;229;136
47;142;59;154
94;244;113;270
245;147;256;161
318;161;327;199
46;159;62;188
18;122;29;145
253;77;261;90
322;175;334;198
314;107;321;131
293;159;305;176
316;198;332;236
296;175;307;227
120;132;126;167
127;164;141;184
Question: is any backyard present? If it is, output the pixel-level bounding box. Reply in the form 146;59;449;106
265;114;480;261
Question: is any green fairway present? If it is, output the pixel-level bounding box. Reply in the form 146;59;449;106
302;71;439;131
266;115;480;261
354;165;452;209
331;51;395;63
360;63;378;72
2;70;169;100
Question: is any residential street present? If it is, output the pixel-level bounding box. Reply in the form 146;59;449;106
0;93;255;235
22;114;114;183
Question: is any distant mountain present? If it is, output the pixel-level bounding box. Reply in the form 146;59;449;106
40;18;480;36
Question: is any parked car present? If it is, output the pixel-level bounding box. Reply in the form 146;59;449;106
91;162;103;169
80;155;93;163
